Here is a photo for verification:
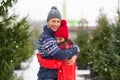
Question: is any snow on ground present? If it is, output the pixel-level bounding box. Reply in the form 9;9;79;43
14;50;90;80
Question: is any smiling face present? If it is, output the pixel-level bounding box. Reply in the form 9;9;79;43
47;18;61;32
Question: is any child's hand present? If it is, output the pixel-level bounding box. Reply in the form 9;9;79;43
65;55;77;65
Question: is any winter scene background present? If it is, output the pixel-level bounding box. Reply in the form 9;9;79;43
0;0;120;80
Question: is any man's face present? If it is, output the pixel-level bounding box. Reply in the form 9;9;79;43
47;18;61;32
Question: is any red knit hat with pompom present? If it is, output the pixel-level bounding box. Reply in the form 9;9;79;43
54;19;68;39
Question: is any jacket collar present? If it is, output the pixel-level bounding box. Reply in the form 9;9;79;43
43;25;54;37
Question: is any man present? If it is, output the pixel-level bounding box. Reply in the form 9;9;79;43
37;6;79;80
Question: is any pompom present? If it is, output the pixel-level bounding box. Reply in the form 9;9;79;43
54;19;68;39
61;19;66;26
51;6;57;10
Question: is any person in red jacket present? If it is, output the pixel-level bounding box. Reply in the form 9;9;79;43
36;19;78;80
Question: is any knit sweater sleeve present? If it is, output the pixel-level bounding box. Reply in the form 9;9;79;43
38;36;78;60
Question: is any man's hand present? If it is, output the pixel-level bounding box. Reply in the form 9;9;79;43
77;46;80;53
65;55;77;65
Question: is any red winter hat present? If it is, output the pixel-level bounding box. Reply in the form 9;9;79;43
54;19;68;39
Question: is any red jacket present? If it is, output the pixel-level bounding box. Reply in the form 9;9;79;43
36;39;76;80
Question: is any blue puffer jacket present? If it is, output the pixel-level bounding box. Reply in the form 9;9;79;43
37;25;78;79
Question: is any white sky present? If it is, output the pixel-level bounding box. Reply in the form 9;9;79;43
14;0;119;26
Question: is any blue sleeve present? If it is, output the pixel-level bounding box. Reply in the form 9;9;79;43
52;46;78;60
38;37;78;60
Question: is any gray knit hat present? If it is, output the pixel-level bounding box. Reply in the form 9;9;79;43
47;6;62;22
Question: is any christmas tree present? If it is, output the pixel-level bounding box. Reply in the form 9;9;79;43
0;0;32;80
